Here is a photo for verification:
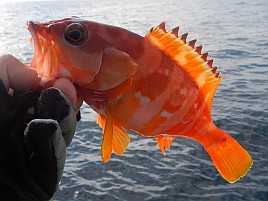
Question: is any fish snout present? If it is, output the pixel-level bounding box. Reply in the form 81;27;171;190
28;20;58;80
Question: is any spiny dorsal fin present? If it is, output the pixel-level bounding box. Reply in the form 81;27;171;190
145;22;222;113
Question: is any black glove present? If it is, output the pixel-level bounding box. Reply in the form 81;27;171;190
0;80;77;200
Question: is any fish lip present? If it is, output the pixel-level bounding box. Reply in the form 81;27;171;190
27;20;42;56
27;20;55;79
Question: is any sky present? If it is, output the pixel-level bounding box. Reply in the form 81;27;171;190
0;0;51;3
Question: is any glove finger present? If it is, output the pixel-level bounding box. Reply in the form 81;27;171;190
52;77;83;113
24;119;66;197
13;90;40;113
0;79;40;130
35;87;76;146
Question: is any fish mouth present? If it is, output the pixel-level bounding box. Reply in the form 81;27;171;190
27;20;58;79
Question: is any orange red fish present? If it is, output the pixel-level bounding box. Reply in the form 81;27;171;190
28;17;253;183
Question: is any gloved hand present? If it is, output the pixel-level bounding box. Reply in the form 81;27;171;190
0;80;77;200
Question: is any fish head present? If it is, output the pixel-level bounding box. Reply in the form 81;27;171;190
28;17;105;85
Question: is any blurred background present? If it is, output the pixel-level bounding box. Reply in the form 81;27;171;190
0;0;267;200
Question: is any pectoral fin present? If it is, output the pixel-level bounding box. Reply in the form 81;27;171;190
101;113;113;163
97;114;130;162
112;125;130;156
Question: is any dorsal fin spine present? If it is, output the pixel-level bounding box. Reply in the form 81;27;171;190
195;45;203;54
207;59;214;67
158;30;176;44
188;39;197;48
158;21;166;31
171;26;179;37
180;33;188;43
201;52;209;60
211;67;218;73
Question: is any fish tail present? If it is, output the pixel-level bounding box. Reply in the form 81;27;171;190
195;125;253;183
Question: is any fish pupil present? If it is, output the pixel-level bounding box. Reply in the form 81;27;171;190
67;30;82;41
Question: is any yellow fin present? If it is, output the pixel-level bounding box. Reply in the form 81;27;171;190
96;114;105;128
112;125;130;156
97;114;130;158
196;126;253;183
146;22;222;113
100;113;113;163
156;136;174;156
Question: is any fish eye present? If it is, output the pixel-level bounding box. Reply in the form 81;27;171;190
64;23;88;46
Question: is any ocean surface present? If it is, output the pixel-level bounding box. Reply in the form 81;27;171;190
0;0;268;200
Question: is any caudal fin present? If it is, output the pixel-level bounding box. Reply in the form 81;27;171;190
197;127;253;183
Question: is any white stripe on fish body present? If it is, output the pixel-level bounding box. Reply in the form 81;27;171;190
160;110;173;118
151;86;200;135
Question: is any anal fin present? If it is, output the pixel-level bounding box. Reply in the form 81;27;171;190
156;136;174;155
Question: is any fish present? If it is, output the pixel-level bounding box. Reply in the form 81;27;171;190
27;17;253;183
